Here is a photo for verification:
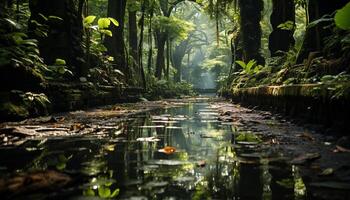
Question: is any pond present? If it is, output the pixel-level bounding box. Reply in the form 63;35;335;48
0;100;329;200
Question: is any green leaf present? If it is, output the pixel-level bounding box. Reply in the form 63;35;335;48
108;17;119;27
277;21;295;30
235;60;246;68
48;16;64;21
110;188;120;198
57;66;66;74
246;60;256;72
84;15;96;25
100;29;112;37
335;2;350;30
98;186;111;198
54;58;66;66
98;18;111;29
83;189;95;196
38;13;48;21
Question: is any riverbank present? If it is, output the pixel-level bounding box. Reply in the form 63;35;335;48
223;84;350;131
0;97;349;199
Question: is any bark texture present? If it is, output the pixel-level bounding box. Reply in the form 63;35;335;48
238;0;265;65
269;0;295;56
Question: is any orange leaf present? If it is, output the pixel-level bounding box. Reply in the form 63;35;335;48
159;146;176;155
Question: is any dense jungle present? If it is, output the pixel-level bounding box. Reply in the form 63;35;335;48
0;0;350;199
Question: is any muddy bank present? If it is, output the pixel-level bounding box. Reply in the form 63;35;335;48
224;84;350;131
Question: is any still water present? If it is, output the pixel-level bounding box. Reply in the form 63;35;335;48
0;102;306;200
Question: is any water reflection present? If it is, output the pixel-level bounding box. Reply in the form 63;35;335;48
0;103;307;200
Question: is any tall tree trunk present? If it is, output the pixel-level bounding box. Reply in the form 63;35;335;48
268;0;295;56
155;0;171;80
128;10;138;84
29;0;86;77
105;0;128;78
155;32;166;79
297;0;349;63
147;10;153;74
138;0;146;89
166;39;170;80
172;39;189;82
238;0;265;65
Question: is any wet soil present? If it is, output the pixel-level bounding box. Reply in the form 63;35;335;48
0;96;349;200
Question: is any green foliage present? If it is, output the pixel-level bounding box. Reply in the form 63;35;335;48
317;72;350;99
335;2;350;30
45;58;74;80
277;21;295;31
146;77;196;99
83;15;119;37
236;132;262;143
0;18;46;83
154;16;195;41
88;56;125;87
235;59;263;75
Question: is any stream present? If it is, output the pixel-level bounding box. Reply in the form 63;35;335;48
1;97;350;200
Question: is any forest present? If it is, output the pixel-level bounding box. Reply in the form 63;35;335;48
0;0;350;199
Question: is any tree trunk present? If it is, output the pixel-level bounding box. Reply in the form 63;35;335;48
155;31;166;79
128;10;138;83
268;0;295;56
28;0;86;77
105;0;128;78
172;39;189;82
138;0;146;89
297;0;349;63
147;10;153;74
238;0;265;65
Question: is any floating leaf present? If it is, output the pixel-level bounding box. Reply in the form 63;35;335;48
136;137;160;142
291;153;320;165
158;146;176;155
236;132;262;143
319;168;334;176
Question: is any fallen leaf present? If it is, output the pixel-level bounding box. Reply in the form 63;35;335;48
297;132;315;141
336;145;350;153
319;168;334;176
291;153;321;165
158;146;176;155
70;123;84;131
136;137;160;142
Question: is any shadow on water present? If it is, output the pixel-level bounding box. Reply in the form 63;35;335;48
0;102;308;200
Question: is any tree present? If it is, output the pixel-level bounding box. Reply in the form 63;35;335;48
28;0;86;77
268;0;295;56
105;0;128;78
238;0;265;65
128;2;139;85
297;0;349;63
